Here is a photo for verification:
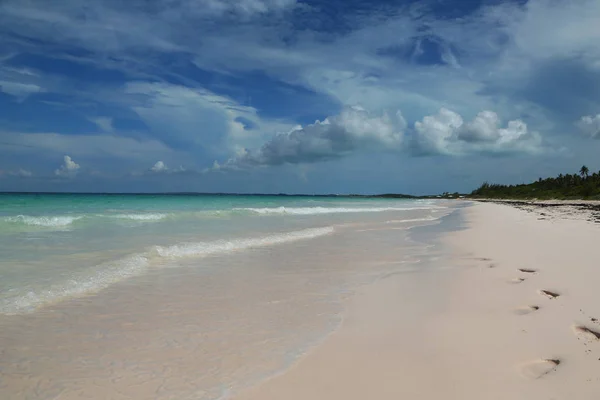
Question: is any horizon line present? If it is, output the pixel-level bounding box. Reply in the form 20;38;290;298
0;191;440;198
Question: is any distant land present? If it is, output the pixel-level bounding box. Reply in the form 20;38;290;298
469;165;600;200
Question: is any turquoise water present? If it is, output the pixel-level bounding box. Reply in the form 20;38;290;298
0;193;443;315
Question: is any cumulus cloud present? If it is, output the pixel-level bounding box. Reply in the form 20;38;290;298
577;114;600;138
150;161;168;172
414;108;464;155
54;155;80;177
146;160;189;175
217;106;406;168
413;109;542;155
211;106;545;171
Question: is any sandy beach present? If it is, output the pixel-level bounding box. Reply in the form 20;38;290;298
234;201;600;400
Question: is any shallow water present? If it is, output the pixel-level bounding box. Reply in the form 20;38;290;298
0;194;446;315
0;194;456;399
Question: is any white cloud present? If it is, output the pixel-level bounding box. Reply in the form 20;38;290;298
145;160;189;175
0;80;43;101
414;108;464;155
198;0;297;17
458;111;501;143
413;109;543;155
0;0;298;58
211;106;544;171
90;117;114;133
54;155;80;177
122;81;293;154
217;106;406;168
1;130;177;161
150;161;167;172
6;168;33;177
577;114;600;138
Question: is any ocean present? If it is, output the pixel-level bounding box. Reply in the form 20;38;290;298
0;193;455;399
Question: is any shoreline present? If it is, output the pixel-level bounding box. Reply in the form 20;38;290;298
470;198;600;224
232;201;600;400
470;198;600;207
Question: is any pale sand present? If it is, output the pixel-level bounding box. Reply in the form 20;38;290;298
234;202;600;400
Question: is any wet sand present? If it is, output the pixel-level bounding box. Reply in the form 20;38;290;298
234;202;600;400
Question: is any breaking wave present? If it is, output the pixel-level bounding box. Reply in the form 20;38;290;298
0;227;334;315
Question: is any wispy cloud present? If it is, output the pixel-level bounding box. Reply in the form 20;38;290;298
577;114;600;139
0;80;43;101
3;168;33;178
89;117;114;133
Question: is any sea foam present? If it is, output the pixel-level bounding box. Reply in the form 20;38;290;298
235;206;429;215
155;227;334;258
3;215;82;227
0;227;334;315
111;213;168;221
0;255;150;315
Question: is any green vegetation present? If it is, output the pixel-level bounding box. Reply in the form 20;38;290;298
470;165;600;200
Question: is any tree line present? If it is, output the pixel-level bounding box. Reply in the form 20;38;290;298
470;166;600;199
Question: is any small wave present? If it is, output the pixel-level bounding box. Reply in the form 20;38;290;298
235;206;427;215
0;255;150;315
3;215;82;227
385;217;438;224
0;227;334;315
111;213;168;221
155;227;334;258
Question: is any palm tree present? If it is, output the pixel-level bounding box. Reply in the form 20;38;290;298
580;165;589;178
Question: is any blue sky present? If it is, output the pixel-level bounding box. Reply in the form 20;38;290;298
1;0;600;194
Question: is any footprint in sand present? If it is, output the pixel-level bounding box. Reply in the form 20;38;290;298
519;359;561;379
514;305;540;315
539;289;560;299
509;277;526;284
573;325;600;341
518;268;538;274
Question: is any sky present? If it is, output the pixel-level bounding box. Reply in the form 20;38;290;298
1;0;600;194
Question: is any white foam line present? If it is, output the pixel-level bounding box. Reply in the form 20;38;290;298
0;227;335;315
111;213;168;221
154;227;334;258
385;217;439;224
0;255;150;315
3;215;82;227
235;206;434;215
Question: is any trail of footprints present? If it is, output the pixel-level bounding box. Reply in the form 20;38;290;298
476;257;600;380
